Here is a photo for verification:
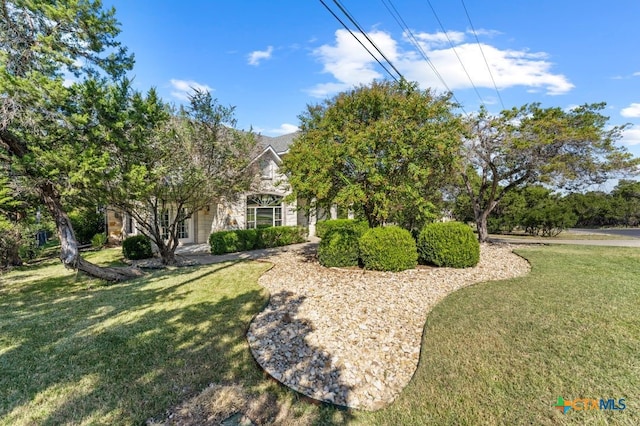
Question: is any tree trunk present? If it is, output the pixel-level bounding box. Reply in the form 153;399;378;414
39;181;143;282
157;243;177;265
475;210;490;243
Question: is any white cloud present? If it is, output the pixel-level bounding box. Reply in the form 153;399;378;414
633;71;640;77
248;46;274;66
260;123;299;136
621;125;640;146
621;103;640;118
412;30;466;49
308;29;396;98
169;79;212;102
309;29;574;98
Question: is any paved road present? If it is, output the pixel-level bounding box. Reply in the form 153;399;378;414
489;235;640;247
570;228;640;238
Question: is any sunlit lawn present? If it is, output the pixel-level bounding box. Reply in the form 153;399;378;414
353;245;640;425
1;245;639;425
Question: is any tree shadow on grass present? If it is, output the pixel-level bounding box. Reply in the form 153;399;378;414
0;259;357;425
0;261;274;424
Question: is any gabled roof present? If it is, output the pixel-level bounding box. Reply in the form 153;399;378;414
257;132;299;155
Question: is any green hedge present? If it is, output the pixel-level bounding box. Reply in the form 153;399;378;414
209;226;307;255
358;226;418;272
417;221;480;268
316;219;369;239
318;229;360;268
122;234;153;260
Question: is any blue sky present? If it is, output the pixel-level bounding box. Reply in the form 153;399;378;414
106;0;640;157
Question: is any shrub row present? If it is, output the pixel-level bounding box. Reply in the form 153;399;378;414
122;234;153;260
209;226;307;255
318;221;480;271
318;224;417;271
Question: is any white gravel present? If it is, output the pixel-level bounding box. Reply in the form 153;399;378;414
247;243;531;410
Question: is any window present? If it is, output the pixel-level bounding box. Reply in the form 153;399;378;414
161;209;170;240
125;214;134;234
246;194;283;229
177;209;189;239
260;159;272;179
246;208;256;229
160;208;189;239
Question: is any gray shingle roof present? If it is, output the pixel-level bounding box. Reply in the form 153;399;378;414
257;132;299;155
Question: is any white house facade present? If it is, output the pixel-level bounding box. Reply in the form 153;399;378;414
106;132;325;245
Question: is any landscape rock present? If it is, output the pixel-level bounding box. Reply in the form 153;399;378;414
248;243;530;410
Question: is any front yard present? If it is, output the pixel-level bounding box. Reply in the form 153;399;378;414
1;245;638;425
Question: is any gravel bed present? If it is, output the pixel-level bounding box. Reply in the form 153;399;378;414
247;243;530;411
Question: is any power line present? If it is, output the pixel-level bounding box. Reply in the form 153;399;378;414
461;0;505;110
425;0;485;106
332;0;404;81
380;0;467;115
318;0;401;83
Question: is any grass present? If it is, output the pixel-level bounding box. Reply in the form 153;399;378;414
353;245;640;425
2;245;639;425
0;249;277;425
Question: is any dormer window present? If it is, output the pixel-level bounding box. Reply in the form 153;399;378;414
260;158;272;180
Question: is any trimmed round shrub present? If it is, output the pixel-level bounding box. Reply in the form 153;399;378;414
122;234;153;260
318;229;360;267
316;219;369;239
358;226;418;272
417;221;480;268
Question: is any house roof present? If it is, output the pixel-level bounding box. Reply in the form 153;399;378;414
257;132;299;155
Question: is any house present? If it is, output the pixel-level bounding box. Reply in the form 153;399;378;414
106;132;326;245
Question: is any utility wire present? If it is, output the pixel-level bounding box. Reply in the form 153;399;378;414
380;0;467;115
461;0;505;110
319;0;400;82
331;0;404;81
426;0;485;106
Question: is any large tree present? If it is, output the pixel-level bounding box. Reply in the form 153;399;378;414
0;0;141;280
281;80;462;229
460;103;639;242
101;89;259;265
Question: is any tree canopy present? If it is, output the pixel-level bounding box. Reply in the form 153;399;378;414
281;79;463;229
0;0;139;280
460;103;639;242
102;89;259;265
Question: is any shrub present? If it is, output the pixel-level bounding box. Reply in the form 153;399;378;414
209;226;307;254
68;208;105;245
235;229;259;251
316;219;369;239
417;221;480;268
209;230;241;255
91;233;108;249
318;229;360;267
122;234;153;260
257;226;307;248
358;226;418;272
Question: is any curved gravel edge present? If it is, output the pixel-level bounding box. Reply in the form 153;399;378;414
247;243;531;410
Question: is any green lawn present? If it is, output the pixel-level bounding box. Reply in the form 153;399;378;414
354;245;640;425
1;245;639;425
0;250;276;425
